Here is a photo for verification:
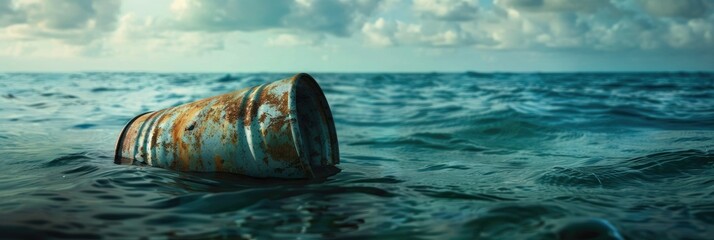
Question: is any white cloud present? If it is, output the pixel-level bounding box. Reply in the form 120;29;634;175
3;41;36;56
266;33;321;47
638;0;712;19
170;0;290;32
361;17;478;47
361;18;395;47
109;13;225;56
0;0;22;27
413;0;478;21
169;0;382;37
495;0;612;13
486;0;714;51
361;0;714;52
0;0;121;44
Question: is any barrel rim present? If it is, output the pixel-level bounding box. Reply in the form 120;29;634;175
288;73;340;178
114;111;152;164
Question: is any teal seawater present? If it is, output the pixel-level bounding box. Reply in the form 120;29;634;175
0;72;713;239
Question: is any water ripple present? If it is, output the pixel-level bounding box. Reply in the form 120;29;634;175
0;73;713;239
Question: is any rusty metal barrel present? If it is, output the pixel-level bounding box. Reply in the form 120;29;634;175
114;73;339;179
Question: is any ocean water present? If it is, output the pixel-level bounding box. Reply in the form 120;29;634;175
0;72;713;239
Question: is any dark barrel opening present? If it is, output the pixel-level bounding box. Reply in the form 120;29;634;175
292;73;340;178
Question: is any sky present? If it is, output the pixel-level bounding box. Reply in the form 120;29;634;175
0;0;713;72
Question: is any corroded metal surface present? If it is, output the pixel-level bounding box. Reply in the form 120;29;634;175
114;73;339;179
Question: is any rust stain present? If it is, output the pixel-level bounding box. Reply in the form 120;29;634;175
290;74;300;84
192;122;203;151
265;140;299;165
204;97;235;144
243;87;261;127
230;127;238;144
264;139;308;176
261;86;290;116
151;110;171;153
121;124;137;155
205;100;221;124
257;84;296;166
214;155;223;171
170;112;187;170
192;111;209;171
258;112;269;125
139;111;162;160
196;155;204;170
267;115;290;134
121;114;150;155
222;94;240;123
260;88;292;135
219;88;248;124
170;103;204;171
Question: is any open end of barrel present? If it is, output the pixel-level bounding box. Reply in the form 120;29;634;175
291;73;340;178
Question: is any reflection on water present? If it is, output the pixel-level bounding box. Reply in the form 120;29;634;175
0;72;713;239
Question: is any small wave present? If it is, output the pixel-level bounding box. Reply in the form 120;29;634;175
416;189;514;201
43;152;92;167
417;164;470;172
71;123;97;129
462;204;569;238
464;71;495;78
627;150;714;176
537;150;714;188
61;165;100;176
142;214;210;226
40;92;78;99
214;74;242;83
347;176;404;184
93;213;145;221
89;87;131;93
26;102;51;109
342;155;399;162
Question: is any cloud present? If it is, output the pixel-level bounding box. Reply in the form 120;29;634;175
170;0;290;32
266;33;322;47
488;0;714;50
637;0;712;19
413;0;478;21
496;0;612;13
361;17;479;47
361;0;714;52
0;0;231;57
0;0;121;44
0;0;22;27
110;13;225;56
361;18;396;47
170;0;382;37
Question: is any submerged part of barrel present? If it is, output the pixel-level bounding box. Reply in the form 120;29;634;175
114;73;340;179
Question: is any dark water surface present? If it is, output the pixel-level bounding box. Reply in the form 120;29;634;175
0;72;713;239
